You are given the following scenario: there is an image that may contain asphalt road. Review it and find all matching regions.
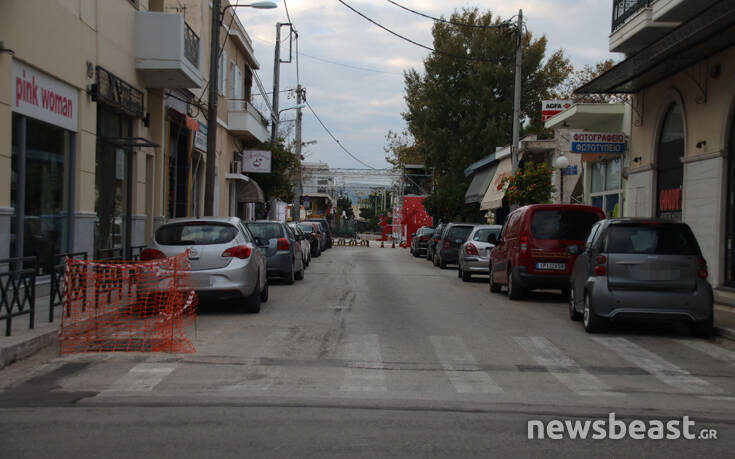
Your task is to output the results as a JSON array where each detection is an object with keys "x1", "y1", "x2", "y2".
[{"x1": 2, "y1": 247, "x2": 735, "y2": 458}]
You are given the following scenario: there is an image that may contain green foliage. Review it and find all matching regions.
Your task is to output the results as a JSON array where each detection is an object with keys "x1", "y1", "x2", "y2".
[
  {"x1": 498, "y1": 162, "x2": 555, "y2": 206},
  {"x1": 336, "y1": 196, "x2": 354, "y2": 219},
  {"x1": 402, "y1": 8, "x2": 570, "y2": 220},
  {"x1": 257, "y1": 141, "x2": 300, "y2": 202}
]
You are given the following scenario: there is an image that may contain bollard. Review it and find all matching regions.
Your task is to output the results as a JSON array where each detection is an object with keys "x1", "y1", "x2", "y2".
[
  {"x1": 380, "y1": 241, "x2": 384, "y2": 248},
  {"x1": 391, "y1": 240, "x2": 396, "y2": 248}
]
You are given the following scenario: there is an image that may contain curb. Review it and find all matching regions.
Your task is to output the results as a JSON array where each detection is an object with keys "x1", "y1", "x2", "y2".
[
  {"x1": 713, "y1": 326, "x2": 735, "y2": 341},
  {"x1": 0, "y1": 328, "x2": 58, "y2": 370}
]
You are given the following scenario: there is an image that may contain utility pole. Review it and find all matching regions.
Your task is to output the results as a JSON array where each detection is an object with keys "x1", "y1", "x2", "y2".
[
  {"x1": 292, "y1": 84, "x2": 303, "y2": 221},
  {"x1": 511, "y1": 9, "x2": 522, "y2": 175},
  {"x1": 204, "y1": 0, "x2": 221, "y2": 216},
  {"x1": 270, "y1": 22, "x2": 282, "y2": 147}
]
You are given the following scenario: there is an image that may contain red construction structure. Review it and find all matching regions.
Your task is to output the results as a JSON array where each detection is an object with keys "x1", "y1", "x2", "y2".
[{"x1": 401, "y1": 196, "x2": 433, "y2": 247}]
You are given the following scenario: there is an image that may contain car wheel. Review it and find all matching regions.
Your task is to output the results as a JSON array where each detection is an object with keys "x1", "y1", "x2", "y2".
[
  {"x1": 583, "y1": 291, "x2": 606, "y2": 333},
  {"x1": 691, "y1": 316, "x2": 713, "y2": 338},
  {"x1": 259, "y1": 277, "x2": 269, "y2": 303},
  {"x1": 433, "y1": 253, "x2": 439, "y2": 267},
  {"x1": 568, "y1": 285, "x2": 582, "y2": 321},
  {"x1": 507, "y1": 267, "x2": 525, "y2": 300},
  {"x1": 489, "y1": 263, "x2": 502, "y2": 293},
  {"x1": 245, "y1": 281, "x2": 262, "y2": 313},
  {"x1": 285, "y1": 266, "x2": 295, "y2": 285},
  {"x1": 439, "y1": 256, "x2": 447, "y2": 269},
  {"x1": 412, "y1": 248, "x2": 419, "y2": 258},
  {"x1": 461, "y1": 267, "x2": 471, "y2": 282},
  {"x1": 295, "y1": 260, "x2": 305, "y2": 280}
]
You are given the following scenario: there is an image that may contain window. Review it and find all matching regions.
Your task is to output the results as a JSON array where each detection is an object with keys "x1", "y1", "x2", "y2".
[
  {"x1": 603, "y1": 224, "x2": 700, "y2": 255},
  {"x1": 656, "y1": 103, "x2": 685, "y2": 220},
  {"x1": 530, "y1": 210, "x2": 601, "y2": 241},
  {"x1": 155, "y1": 223, "x2": 238, "y2": 245},
  {"x1": 589, "y1": 157, "x2": 622, "y2": 218},
  {"x1": 218, "y1": 50, "x2": 227, "y2": 96},
  {"x1": 474, "y1": 228, "x2": 500, "y2": 242},
  {"x1": 246, "y1": 222, "x2": 285, "y2": 239}
]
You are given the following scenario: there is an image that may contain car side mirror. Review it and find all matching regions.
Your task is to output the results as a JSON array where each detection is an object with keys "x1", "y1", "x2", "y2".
[
  {"x1": 411, "y1": 233, "x2": 416, "y2": 238},
  {"x1": 566, "y1": 244, "x2": 580, "y2": 255},
  {"x1": 487, "y1": 234, "x2": 497, "y2": 244}
]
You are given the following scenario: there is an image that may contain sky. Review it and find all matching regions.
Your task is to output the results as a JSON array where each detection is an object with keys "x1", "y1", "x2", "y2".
[{"x1": 238, "y1": 0, "x2": 618, "y2": 170}]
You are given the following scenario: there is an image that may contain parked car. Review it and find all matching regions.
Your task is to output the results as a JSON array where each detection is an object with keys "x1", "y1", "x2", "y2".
[
  {"x1": 299, "y1": 221, "x2": 326, "y2": 253},
  {"x1": 426, "y1": 223, "x2": 446, "y2": 262},
  {"x1": 568, "y1": 218, "x2": 713, "y2": 335},
  {"x1": 433, "y1": 223, "x2": 476, "y2": 268},
  {"x1": 305, "y1": 218, "x2": 332, "y2": 249},
  {"x1": 141, "y1": 217, "x2": 268, "y2": 313},
  {"x1": 245, "y1": 221, "x2": 305, "y2": 284},
  {"x1": 288, "y1": 222, "x2": 311, "y2": 268},
  {"x1": 458, "y1": 225, "x2": 502, "y2": 282},
  {"x1": 297, "y1": 222, "x2": 322, "y2": 257},
  {"x1": 410, "y1": 226, "x2": 435, "y2": 257},
  {"x1": 489, "y1": 204, "x2": 605, "y2": 300}
]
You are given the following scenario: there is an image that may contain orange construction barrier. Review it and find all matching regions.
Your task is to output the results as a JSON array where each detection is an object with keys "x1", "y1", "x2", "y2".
[{"x1": 59, "y1": 252, "x2": 198, "y2": 354}]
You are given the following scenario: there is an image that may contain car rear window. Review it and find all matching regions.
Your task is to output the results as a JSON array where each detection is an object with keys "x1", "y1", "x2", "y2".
[
  {"x1": 448, "y1": 226, "x2": 474, "y2": 241},
  {"x1": 155, "y1": 223, "x2": 238, "y2": 245},
  {"x1": 245, "y1": 223, "x2": 285, "y2": 239},
  {"x1": 530, "y1": 210, "x2": 601, "y2": 241},
  {"x1": 297, "y1": 223, "x2": 315, "y2": 233},
  {"x1": 473, "y1": 228, "x2": 500, "y2": 242},
  {"x1": 604, "y1": 224, "x2": 700, "y2": 255}
]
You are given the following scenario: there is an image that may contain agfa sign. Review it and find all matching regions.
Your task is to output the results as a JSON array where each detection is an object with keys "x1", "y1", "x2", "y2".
[{"x1": 542, "y1": 100, "x2": 572, "y2": 121}]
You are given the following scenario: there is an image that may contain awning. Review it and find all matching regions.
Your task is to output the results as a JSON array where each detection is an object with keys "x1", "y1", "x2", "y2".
[
  {"x1": 576, "y1": 1, "x2": 735, "y2": 94},
  {"x1": 237, "y1": 180, "x2": 265, "y2": 203},
  {"x1": 480, "y1": 156, "x2": 513, "y2": 210},
  {"x1": 465, "y1": 163, "x2": 497, "y2": 204}
]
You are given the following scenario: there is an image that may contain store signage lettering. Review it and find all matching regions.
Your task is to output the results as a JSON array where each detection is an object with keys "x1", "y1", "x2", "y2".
[
  {"x1": 195, "y1": 121, "x2": 208, "y2": 151},
  {"x1": 570, "y1": 131, "x2": 626, "y2": 154},
  {"x1": 659, "y1": 187, "x2": 682, "y2": 212},
  {"x1": 12, "y1": 60, "x2": 78, "y2": 131}
]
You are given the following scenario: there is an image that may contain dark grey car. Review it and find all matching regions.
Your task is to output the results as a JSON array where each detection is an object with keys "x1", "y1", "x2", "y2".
[
  {"x1": 434, "y1": 223, "x2": 476, "y2": 269},
  {"x1": 568, "y1": 218, "x2": 713, "y2": 335},
  {"x1": 245, "y1": 221, "x2": 305, "y2": 284}
]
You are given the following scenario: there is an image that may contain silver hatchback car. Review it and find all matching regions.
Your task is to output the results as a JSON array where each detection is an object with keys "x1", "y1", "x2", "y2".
[
  {"x1": 458, "y1": 225, "x2": 502, "y2": 282},
  {"x1": 141, "y1": 217, "x2": 268, "y2": 313},
  {"x1": 568, "y1": 218, "x2": 713, "y2": 335}
]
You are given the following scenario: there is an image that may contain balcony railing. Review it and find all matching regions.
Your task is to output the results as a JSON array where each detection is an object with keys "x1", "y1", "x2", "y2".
[
  {"x1": 228, "y1": 99, "x2": 268, "y2": 127},
  {"x1": 612, "y1": 0, "x2": 651, "y2": 32},
  {"x1": 184, "y1": 22, "x2": 200, "y2": 69}
]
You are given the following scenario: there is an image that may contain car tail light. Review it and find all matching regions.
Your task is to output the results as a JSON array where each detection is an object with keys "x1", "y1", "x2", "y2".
[
  {"x1": 697, "y1": 257, "x2": 708, "y2": 279},
  {"x1": 520, "y1": 236, "x2": 528, "y2": 254},
  {"x1": 593, "y1": 255, "x2": 607, "y2": 276},
  {"x1": 465, "y1": 243, "x2": 479, "y2": 256},
  {"x1": 277, "y1": 238, "x2": 290, "y2": 251},
  {"x1": 140, "y1": 248, "x2": 166, "y2": 261},
  {"x1": 444, "y1": 240, "x2": 451, "y2": 249},
  {"x1": 222, "y1": 245, "x2": 251, "y2": 259}
]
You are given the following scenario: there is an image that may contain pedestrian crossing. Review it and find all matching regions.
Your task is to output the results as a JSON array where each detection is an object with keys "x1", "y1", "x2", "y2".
[{"x1": 68, "y1": 334, "x2": 735, "y2": 402}]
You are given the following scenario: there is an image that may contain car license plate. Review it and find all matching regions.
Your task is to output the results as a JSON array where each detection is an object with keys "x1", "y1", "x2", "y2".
[
  {"x1": 188, "y1": 278, "x2": 211, "y2": 288},
  {"x1": 536, "y1": 262, "x2": 565, "y2": 271}
]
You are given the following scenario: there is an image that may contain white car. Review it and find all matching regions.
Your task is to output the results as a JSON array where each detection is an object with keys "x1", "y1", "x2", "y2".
[{"x1": 288, "y1": 222, "x2": 311, "y2": 269}]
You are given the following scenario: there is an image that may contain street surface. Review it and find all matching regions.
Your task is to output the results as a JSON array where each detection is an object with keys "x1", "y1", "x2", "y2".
[{"x1": 2, "y1": 247, "x2": 735, "y2": 457}]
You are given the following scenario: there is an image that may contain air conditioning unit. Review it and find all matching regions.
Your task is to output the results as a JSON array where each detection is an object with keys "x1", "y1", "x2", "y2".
[{"x1": 230, "y1": 160, "x2": 241, "y2": 174}]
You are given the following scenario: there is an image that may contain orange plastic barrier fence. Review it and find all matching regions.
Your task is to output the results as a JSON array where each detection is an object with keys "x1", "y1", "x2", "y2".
[{"x1": 59, "y1": 252, "x2": 198, "y2": 354}]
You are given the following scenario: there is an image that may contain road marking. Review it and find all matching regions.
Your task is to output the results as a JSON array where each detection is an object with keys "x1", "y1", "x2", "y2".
[
  {"x1": 104, "y1": 362, "x2": 179, "y2": 392},
  {"x1": 514, "y1": 336, "x2": 623, "y2": 397},
  {"x1": 592, "y1": 337, "x2": 724, "y2": 395},
  {"x1": 430, "y1": 336, "x2": 503, "y2": 394},
  {"x1": 675, "y1": 339, "x2": 735, "y2": 368},
  {"x1": 340, "y1": 334, "x2": 387, "y2": 392},
  {"x1": 220, "y1": 367, "x2": 282, "y2": 392}
]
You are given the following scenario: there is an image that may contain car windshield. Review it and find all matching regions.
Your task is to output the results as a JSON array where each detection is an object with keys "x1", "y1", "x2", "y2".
[
  {"x1": 448, "y1": 226, "x2": 473, "y2": 241},
  {"x1": 604, "y1": 224, "x2": 700, "y2": 255},
  {"x1": 420, "y1": 228, "x2": 435, "y2": 236},
  {"x1": 530, "y1": 210, "x2": 600, "y2": 241},
  {"x1": 155, "y1": 223, "x2": 238, "y2": 245},
  {"x1": 297, "y1": 223, "x2": 315, "y2": 233},
  {"x1": 246, "y1": 223, "x2": 284, "y2": 240},
  {"x1": 474, "y1": 228, "x2": 500, "y2": 242}
]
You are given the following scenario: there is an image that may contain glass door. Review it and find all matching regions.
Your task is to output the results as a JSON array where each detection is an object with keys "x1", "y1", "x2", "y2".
[{"x1": 725, "y1": 118, "x2": 735, "y2": 287}]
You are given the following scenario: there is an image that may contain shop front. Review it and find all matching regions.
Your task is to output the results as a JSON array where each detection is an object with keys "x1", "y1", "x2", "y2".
[{"x1": 9, "y1": 60, "x2": 77, "y2": 274}]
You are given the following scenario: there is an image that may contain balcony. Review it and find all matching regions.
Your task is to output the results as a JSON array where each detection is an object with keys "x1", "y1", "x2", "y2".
[
  {"x1": 135, "y1": 12, "x2": 203, "y2": 88},
  {"x1": 609, "y1": 0, "x2": 678, "y2": 54},
  {"x1": 227, "y1": 100, "x2": 269, "y2": 143}
]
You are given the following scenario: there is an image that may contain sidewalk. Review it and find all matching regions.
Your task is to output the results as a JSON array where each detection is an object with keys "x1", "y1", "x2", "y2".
[{"x1": 0, "y1": 293, "x2": 61, "y2": 369}]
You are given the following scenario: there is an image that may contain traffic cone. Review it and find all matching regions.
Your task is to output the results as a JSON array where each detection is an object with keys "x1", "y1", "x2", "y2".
[{"x1": 391, "y1": 240, "x2": 396, "y2": 248}]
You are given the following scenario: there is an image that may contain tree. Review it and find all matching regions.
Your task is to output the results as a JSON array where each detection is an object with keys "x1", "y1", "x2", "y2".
[
  {"x1": 384, "y1": 130, "x2": 424, "y2": 170},
  {"x1": 550, "y1": 59, "x2": 629, "y2": 104},
  {"x1": 257, "y1": 141, "x2": 300, "y2": 202},
  {"x1": 402, "y1": 8, "x2": 570, "y2": 222},
  {"x1": 498, "y1": 162, "x2": 555, "y2": 206},
  {"x1": 336, "y1": 196, "x2": 354, "y2": 219}
]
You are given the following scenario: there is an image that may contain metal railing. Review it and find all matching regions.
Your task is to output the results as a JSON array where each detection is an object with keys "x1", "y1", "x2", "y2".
[
  {"x1": 0, "y1": 257, "x2": 37, "y2": 336},
  {"x1": 184, "y1": 21, "x2": 200, "y2": 69},
  {"x1": 49, "y1": 252, "x2": 87, "y2": 323},
  {"x1": 612, "y1": 0, "x2": 651, "y2": 32},
  {"x1": 227, "y1": 99, "x2": 269, "y2": 128}
]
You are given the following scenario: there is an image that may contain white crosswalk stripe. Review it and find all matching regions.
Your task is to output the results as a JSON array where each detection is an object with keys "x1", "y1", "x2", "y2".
[
  {"x1": 592, "y1": 337, "x2": 724, "y2": 395},
  {"x1": 339, "y1": 334, "x2": 387, "y2": 392},
  {"x1": 220, "y1": 367, "x2": 282, "y2": 392},
  {"x1": 514, "y1": 336, "x2": 623, "y2": 397},
  {"x1": 430, "y1": 336, "x2": 503, "y2": 394},
  {"x1": 103, "y1": 362, "x2": 179, "y2": 392},
  {"x1": 675, "y1": 339, "x2": 735, "y2": 368}
]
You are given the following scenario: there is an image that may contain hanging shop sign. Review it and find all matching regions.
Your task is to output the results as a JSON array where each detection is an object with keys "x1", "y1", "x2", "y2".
[
  {"x1": 242, "y1": 149, "x2": 271, "y2": 173},
  {"x1": 561, "y1": 165, "x2": 578, "y2": 175},
  {"x1": 94, "y1": 66, "x2": 144, "y2": 118},
  {"x1": 195, "y1": 121, "x2": 207, "y2": 151},
  {"x1": 12, "y1": 60, "x2": 78, "y2": 131},
  {"x1": 541, "y1": 100, "x2": 572, "y2": 121},
  {"x1": 570, "y1": 132, "x2": 626, "y2": 154}
]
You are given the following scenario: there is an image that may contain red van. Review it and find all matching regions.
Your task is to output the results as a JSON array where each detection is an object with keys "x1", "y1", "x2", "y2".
[{"x1": 489, "y1": 204, "x2": 605, "y2": 300}]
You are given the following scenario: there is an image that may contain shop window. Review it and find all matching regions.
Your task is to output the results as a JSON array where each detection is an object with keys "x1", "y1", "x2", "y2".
[
  {"x1": 589, "y1": 157, "x2": 622, "y2": 218},
  {"x1": 656, "y1": 103, "x2": 685, "y2": 221}
]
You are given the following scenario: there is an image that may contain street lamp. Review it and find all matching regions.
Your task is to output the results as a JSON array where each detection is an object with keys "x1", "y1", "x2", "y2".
[
  {"x1": 204, "y1": 0, "x2": 278, "y2": 216},
  {"x1": 555, "y1": 155, "x2": 570, "y2": 203}
]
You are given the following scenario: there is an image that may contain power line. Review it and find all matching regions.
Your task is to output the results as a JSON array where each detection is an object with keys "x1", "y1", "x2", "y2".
[
  {"x1": 304, "y1": 100, "x2": 377, "y2": 169},
  {"x1": 385, "y1": 0, "x2": 511, "y2": 29},
  {"x1": 299, "y1": 52, "x2": 403, "y2": 75}
]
